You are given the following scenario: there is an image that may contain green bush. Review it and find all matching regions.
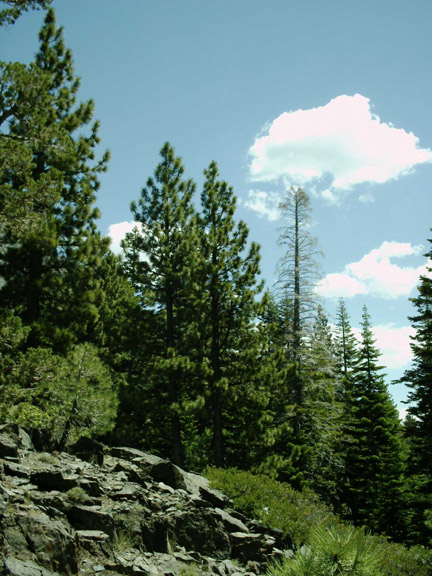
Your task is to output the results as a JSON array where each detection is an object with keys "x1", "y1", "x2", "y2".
[
  {"x1": 267, "y1": 523, "x2": 384, "y2": 576},
  {"x1": 377, "y1": 541, "x2": 432, "y2": 576},
  {"x1": 204, "y1": 467, "x2": 336, "y2": 545},
  {"x1": 205, "y1": 467, "x2": 432, "y2": 576},
  {"x1": 0, "y1": 343, "x2": 117, "y2": 448}
]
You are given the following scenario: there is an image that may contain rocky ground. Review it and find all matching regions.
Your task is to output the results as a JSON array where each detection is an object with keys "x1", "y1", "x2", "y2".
[{"x1": 0, "y1": 424, "x2": 288, "y2": 576}]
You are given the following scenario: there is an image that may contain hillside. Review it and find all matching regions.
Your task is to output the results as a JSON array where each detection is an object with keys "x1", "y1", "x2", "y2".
[{"x1": 0, "y1": 423, "x2": 286, "y2": 576}]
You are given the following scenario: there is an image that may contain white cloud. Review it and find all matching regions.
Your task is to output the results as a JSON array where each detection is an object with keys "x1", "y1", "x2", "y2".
[
  {"x1": 358, "y1": 192, "x2": 375, "y2": 204},
  {"x1": 317, "y1": 241, "x2": 426, "y2": 299},
  {"x1": 318, "y1": 273, "x2": 368, "y2": 298},
  {"x1": 107, "y1": 221, "x2": 139, "y2": 254},
  {"x1": 351, "y1": 324, "x2": 415, "y2": 371},
  {"x1": 372, "y1": 324, "x2": 415, "y2": 370},
  {"x1": 244, "y1": 190, "x2": 281, "y2": 221},
  {"x1": 249, "y1": 94, "x2": 432, "y2": 200}
]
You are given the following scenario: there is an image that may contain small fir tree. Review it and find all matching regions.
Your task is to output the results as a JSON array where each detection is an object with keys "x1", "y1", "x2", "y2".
[{"x1": 343, "y1": 306, "x2": 408, "y2": 541}]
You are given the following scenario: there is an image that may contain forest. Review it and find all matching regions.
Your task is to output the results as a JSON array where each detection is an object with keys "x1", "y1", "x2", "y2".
[{"x1": 1, "y1": 3, "x2": 432, "y2": 574}]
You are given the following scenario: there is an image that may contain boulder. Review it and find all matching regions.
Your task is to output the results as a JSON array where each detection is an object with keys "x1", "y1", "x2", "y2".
[{"x1": 148, "y1": 460, "x2": 187, "y2": 490}]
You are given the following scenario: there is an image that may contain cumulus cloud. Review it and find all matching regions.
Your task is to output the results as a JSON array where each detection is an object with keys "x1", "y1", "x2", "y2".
[
  {"x1": 107, "y1": 221, "x2": 139, "y2": 254},
  {"x1": 373, "y1": 324, "x2": 415, "y2": 370},
  {"x1": 249, "y1": 94, "x2": 432, "y2": 200},
  {"x1": 244, "y1": 190, "x2": 281, "y2": 221},
  {"x1": 351, "y1": 324, "x2": 415, "y2": 371},
  {"x1": 317, "y1": 241, "x2": 426, "y2": 299}
]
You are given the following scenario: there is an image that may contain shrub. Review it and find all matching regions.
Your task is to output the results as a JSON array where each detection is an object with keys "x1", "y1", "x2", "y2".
[
  {"x1": 204, "y1": 467, "x2": 336, "y2": 545},
  {"x1": 267, "y1": 523, "x2": 384, "y2": 576}
]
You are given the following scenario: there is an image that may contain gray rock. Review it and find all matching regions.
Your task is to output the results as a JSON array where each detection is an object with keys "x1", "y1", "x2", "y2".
[
  {"x1": 0, "y1": 424, "x2": 285, "y2": 576},
  {"x1": 3, "y1": 462, "x2": 30, "y2": 480},
  {"x1": 69, "y1": 436, "x2": 104, "y2": 466},
  {"x1": 4, "y1": 556, "x2": 59, "y2": 576},
  {"x1": 30, "y1": 471, "x2": 78, "y2": 492},
  {"x1": 0, "y1": 433, "x2": 18, "y2": 459},
  {"x1": 199, "y1": 486, "x2": 231, "y2": 509},
  {"x1": 68, "y1": 504, "x2": 115, "y2": 536},
  {"x1": 214, "y1": 508, "x2": 249, "y2": 533},
  {"x1": 149, "y1": 460, "x2": 187, "y2": 490},
  {"x1": 230, "y1": 532, "x2": 268, "y2": 564}
]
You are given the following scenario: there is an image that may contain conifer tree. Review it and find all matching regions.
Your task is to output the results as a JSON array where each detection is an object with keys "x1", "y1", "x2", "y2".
[
  {"x1": 273, "y1": 187, "x2": 323, "y2": 488},
  {"x1": 276, "y1": 187, "x2": 322, "y2": 423},
  {"x1": 198, "y1": 161, "x2": 263, "y2": 467},
  {"x1": 399, "y1": 236, "x2": 432, "y2": 544},
  {"x1": 332, "y1": 298, "x2": 360, "y2": 512},
  {"x1": 302, "y1": 305, "x2": 343, "y2": 502},
  {"x1": 123, "y1": 142, "x2": 200, "y2": 466},
  {"x1": 401, "y1": 237, "x2": 432, "y2": 480},
  {"x1": 0, "y1": 9, "x2": 109, "y2": 350},
  {"x1": 334, "y1": 298, "x2": 359, "y2": 389},
  {"x1": 343, "y1": 306, "x2": 407, "y2": 540},
  {"x1": 0, "y1": 0, "x2": 51, "y2": 26}
]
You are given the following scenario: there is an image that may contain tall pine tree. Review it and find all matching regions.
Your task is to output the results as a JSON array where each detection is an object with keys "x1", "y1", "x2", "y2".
[
  {"x1": 198, "y1": 161, "x2": 273, "y2": 469},
  {"x1": 400, "y1": 235, "x2": 432, "y2": 544},
  {"x1": 401, "y1": 236, "x2": 432, "y2": 480},
  {"x1": 273, "y1": 186, "x2": 323, "y2": 488},
  {"x1": 0, "y1": 8, "x2": 109, "y2": 350},
  {"x1": 123, "y1": 142, "x2": 200, "y2": 466}
]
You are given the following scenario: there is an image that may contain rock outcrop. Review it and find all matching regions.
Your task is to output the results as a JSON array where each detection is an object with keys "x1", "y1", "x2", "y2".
[{"x1": 0, "y1": 424, "x2": 287, "y2": 576}]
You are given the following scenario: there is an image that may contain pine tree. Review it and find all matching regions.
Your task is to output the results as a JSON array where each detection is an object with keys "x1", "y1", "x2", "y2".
[
  {"x1": 332, "y1": 298, "x2": 360, "y2": 513},
  {"x1": 334, "y1": 298, "x2": 359, "y2": 389},
  {"x1": 198, "y1": 161, "x2": 263, "y2": 467},
  {"x1": 302, "y1": 305, "x2": 343, "y2": 502},
  {"x1": 123, "y1": 142, "x2": 200, "y2": 466},
  {"x1": 276, "y1": 186, "x2": 322, "y2": 422},
  {"x1": 399, "y1": 235, "x2": 432, "y2": 544},
  {"x1": 0, "y1": 0, "x2": 52, "y2": 26},
  {"x1": 401, "y1": 237, "x2": 432, "y2": 478},
  {"x1": 343, "y1": 306, "x2": 407, "y2": 540},
  {"x1": 0, "y1": 9, "x2": 109, "y2": 350},
  {"x1": 273, "y1": 186, "x2": 323, "y2": 488}
]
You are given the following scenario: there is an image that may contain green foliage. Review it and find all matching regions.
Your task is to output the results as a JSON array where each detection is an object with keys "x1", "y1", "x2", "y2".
[
  {"x1": 197, "y1": 160, "x2": 265, "y2": 467},
  {"x1": 206, "y1": 468, "x2": 428, "y2": 576},
  {"x1": 66, "y1": 486, "x2": 90, "y2": 504},
  {"x1": 377, "y1": 541, "x2": 432, "y2": 576},
  {"x1": 0, "y1": 342, "x2": 117, "y2": 448},
  {"x1": 341, "y1": 306, "x2": 408, "y2": 541},
  {"x1": 400, "y1": 236, "x2": 432, "y2": 532},
  {"x1": 0, "y1": 9, "x2": 110, "y2": 351},
  {"x1": 205, "y1": 467, "x2": 336, "y2": 546},
  {"x1": 0, "y1": 0, "x2": 52, "y2": 26},
  {"x1": 267, "y1": 524, "x2": 385, "y2": 576},
  {"x1": 123, "y1": 142, "x2": 201, "y2": 465}
]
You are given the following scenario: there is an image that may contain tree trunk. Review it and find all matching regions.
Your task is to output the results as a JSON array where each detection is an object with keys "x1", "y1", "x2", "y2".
[{"x1": 166, "y1": 292, "x2": 183, "y2": 466}]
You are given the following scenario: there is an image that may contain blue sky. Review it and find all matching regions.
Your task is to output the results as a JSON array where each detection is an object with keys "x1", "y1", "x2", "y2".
[{"x1": 2, "y1": 0, "x2": 432, "y2": 411}]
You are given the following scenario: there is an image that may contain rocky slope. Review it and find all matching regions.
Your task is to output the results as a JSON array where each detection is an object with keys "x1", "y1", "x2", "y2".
[{"x1": 0, "y1": 424, "x2": 287, "y2": 576}]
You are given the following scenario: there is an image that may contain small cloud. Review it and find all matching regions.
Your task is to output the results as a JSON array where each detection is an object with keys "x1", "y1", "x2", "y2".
[
  {"x1": 249, "y1": 94, "x2": 432, "y2": 201},
  {"x1": 107, "y1": 221, "x2": 139, "y2": 254},
  {"x1": 317, "y1": 241, "x2": 425, "y2": 299},
  {"x1": 244, "y1": 190, "x2": 281, "y2": 221},
  {"x1": 358, "y1": 192, "x2": 375, "y2": 203}
]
